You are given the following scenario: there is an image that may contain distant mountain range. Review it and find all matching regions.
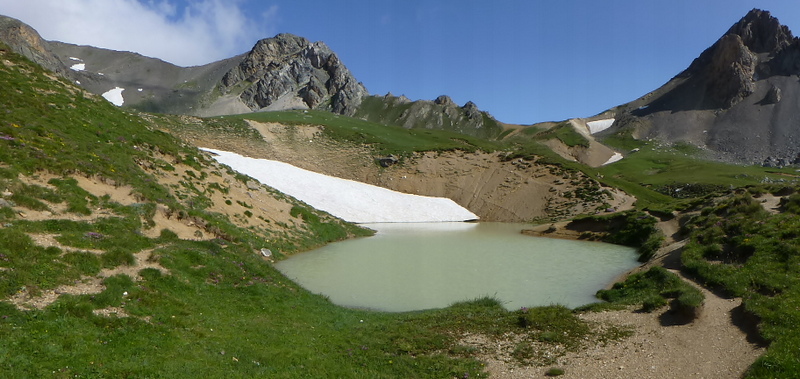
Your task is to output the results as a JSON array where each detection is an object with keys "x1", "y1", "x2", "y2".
[
  {"x1": 0, "y1": 15, "x2": 498, "y2": 138},
  {"x1": 4, "y1": 9, "x2": 800, "y2": 165}
]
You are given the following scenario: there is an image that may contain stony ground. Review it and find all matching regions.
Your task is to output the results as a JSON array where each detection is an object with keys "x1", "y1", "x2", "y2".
[{"x1": 471, "y1": 274, "x2": 764, "y2": 378}]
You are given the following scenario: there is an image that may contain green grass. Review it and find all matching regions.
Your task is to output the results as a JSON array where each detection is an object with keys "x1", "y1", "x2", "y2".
[
  {"x1": 534, "y1": 121, "x2": 589, "y2": 148},
  {"x1": 222, "y1": 109, "x2": 502, "y2": 156},
  {"x1": 677, "y1": 191, "x2": 800, "y2": 377},
  {"x1": 0, "y1": 43, "x2": 634, "y2": 377},
  {"x1": 596, "y1": 138, "x2": 792, "y2": 211},
  {"x1": 591, "y1": 267, "x2": 704, "y2": 313},
  {"x1": 355, "y1": 95, "x2": 504, "y2": 140},
  {"x1": 570, "y1": 210, "x2": 664, "y2": 262}
]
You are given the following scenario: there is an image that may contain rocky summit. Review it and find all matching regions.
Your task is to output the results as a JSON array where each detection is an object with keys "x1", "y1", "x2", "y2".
[
  {"x1": 0, "y1": 17, "x2": 367, "y2": 118},
  {"x1": 219, "y1": 34, "x2": 367, "y2": 116},
  {"x1": 609, "y1": 9, "x2": 800, "y2": 166}
]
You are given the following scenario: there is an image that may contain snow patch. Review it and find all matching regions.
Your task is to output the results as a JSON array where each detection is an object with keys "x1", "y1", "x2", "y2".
[
  {"x1": 586, "y1": 118, "x2": 615, "y2": 134},
  {"x1": 202, "y1": 148, "x2": 479, "y2": 223},
  {"x1": 69, "y1": 57, "x2": 82, "y2": 61},
  {"x1": 101, "y1": 87, "x2": 125, "y2": 106},
  {"x1": 70, "y1": 63, "x2": 85, "y2": 71},
  {"x1": 137, "y1": 88, "x2": 143, "y2": 92},
  {"x1": 601, "y1": 152, "x2": 623, "y2": 166}
]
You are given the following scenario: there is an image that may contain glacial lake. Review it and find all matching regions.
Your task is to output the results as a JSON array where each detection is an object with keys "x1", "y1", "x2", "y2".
[{"x1": 275, "y1": 222, "x2": 639, "y2": 312}]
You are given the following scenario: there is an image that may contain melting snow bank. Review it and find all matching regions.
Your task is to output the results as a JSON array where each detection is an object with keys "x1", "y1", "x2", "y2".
[
  {"x1": 202, "y1": 148, "x2": 479, "y2": 223},
  {"x1": 586, "y1": 118, "x2": 615, "y2": 134},
  {"x1": 102, "y1": 87, "x2": 125, "y2": 106},
  {"x1": 602, "y1": 152, "x2": 624, "y2": 165}
]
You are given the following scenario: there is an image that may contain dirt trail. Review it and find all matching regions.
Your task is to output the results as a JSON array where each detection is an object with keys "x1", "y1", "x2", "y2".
[
  {"x1": 757, "y1": 193, "x2": 782, "y2": 214},
  {"x1": 478, "y1": 264, "x2": 764, "y2": 379},
  {"x1": 553, "y1": 274, "x2": 764, "y2": 379},
  {"x1": 483, "y1": 215, "x2": 765, "y2": 378}
]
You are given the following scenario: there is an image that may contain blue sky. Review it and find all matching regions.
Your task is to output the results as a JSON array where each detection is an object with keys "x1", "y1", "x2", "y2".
[{"x1": 1, "y1": 1, "x2": 799, "y2": 124}]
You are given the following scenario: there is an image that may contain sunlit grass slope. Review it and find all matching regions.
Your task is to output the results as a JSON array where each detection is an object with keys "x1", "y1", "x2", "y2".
[{"x1": 0, "y1": 44, "x2": 629, "y2": 377}]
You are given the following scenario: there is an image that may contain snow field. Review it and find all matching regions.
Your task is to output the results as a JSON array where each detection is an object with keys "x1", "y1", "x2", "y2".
[
  {"x1": 101, "y1": 87, "x2": 125, "y2": 106},
  {"x1": 586, "y1": 118, "x2": 615, "y2": 134},
  {"x1": 202, "y1": 148, "x2": 479, "y2": 223}
]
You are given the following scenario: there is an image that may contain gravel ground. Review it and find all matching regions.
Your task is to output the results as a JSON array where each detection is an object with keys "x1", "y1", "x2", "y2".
[{"x1": 475, "y1": 272, "x2": 765, "y2": 378}]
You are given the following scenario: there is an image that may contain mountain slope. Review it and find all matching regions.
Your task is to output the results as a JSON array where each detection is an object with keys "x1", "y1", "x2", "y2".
[
  {"x1": 48, "y1": 41, "x2": 244, "y2": 115},
  {"x1": 607, "y1": 9, "x2": 800, "y2": 165},
  {"x1": 355, "y1": 94, "x2": 503, "y2": 139},
  {"x1": 0, "y1": 15, "x2": 367, "y2": 118}
]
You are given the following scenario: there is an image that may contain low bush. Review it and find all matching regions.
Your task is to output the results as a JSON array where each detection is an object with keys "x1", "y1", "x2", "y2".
[{"x1": 597, "y1": 267, "x2": 704, "y2": 315}]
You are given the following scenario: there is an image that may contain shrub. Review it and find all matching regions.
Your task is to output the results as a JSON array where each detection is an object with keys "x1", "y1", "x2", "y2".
[{"x1": 597, "y1": 267, "x2": 704, "y2": 315}]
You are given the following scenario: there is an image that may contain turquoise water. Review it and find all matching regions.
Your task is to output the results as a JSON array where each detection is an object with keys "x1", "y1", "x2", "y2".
[{"x1": 275, "y1": 222, "x2": 639, "y2": 312}]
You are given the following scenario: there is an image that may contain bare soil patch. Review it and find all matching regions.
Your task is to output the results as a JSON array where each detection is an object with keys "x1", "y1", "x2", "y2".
[
  {"x1": 177, "y1": 120, "x2": 635, "y2": 222},
  {"x1": 466, "y1": 273, "x2": 764, "y2": 379}
]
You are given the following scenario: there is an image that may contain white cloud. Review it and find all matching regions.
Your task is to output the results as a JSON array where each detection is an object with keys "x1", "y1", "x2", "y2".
[{"x1": 0, "y1": 0, "x2": 278, "y2": 66}]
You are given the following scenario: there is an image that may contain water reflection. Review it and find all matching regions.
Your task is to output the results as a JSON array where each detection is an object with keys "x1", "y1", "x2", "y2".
[{"x1": 275, "y1": 223, "x2": 638, "y2": 312}]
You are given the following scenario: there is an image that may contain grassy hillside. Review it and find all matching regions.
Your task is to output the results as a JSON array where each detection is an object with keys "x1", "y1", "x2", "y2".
[
  {"x1": 5, "y1": 36, "x2": 800, "y2": 376},
  {"x1": 0, "y1": 45, "x2": 636, "y2": 377},
  {"x1": 354, "y1": 95, "x2": 504, "y2": 140},
  {"x1": 222, "y1": 109, "x2": 502, "y2": 156}
]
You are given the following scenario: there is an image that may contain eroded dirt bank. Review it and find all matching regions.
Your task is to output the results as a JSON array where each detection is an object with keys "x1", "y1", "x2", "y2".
[{"x1": 175, "y1": 120, "x2": 634, "y2": 222}]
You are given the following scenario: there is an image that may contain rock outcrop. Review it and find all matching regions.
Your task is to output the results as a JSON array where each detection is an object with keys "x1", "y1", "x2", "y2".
[
  {"x1": 220, "y1": 34, "x2": 367, "y2": 116},
  {"x1": 0, "y1": 15, "x2": 66, "y2": 75}
]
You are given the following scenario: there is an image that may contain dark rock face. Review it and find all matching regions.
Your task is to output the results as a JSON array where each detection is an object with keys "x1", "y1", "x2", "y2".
[
  {"x1": 220, "y1": 34, "x2": 367, "y2": 116},
  {"x1": 726, "y1": 9, "x2": 793, "y2": 54},
  {"x1": 705, "y1": 34, "x2": 757, "y2": 108}
]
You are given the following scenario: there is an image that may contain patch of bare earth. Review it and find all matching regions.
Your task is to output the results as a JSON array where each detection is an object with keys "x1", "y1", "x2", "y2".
[
  {"x1": 755, "y1": 193, "x2": 782, "y2": 214},
  {"x1": 9, "y1": 244, "x2": 169, "y2": 313},
  {"x1": 485, "y1": 215, "x2": 765, "y2": 378},
  {"x1": 460, "y1": 273, "x2": 764, "y2": 379},
  {"x1": 136, "y1": 150, "x2": 307, "y2": 242},
  {"x1": 4, "y1": 149, "x2": 314, "y2": 314},
  {"x1": 177, "y1": 120, "x2": 635, "y2": 222}
]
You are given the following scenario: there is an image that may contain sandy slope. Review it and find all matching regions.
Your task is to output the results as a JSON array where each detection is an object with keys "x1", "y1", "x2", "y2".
[{"x1": 170, "y1": 119, "x2": 635, "y2": 222}]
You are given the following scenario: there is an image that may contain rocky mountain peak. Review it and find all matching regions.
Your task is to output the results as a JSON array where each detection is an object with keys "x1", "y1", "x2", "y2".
[
  {"x1": 220, "y1": 33, "x2": 367, "y2": 116},
  {"x1": 725, "y1": 9, "x2": 793, "y2": 54},
  {"x1": 616, "y1": 8, "x2": 800, "y2": 165},
  {"x1": 707, "y1": 33, "x2": 758, "y2": 108},
  {"x1": 433, "y1": 95, "x2": 455, "y2": 106},
  {"x1": 676, "y1": 9, "x2": 798, "y2": 109}
]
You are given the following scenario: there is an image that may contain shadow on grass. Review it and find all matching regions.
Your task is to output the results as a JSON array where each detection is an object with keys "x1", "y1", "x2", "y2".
[{"x1": 730, "y1": 303, "x2": 770, "y2": 347}]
